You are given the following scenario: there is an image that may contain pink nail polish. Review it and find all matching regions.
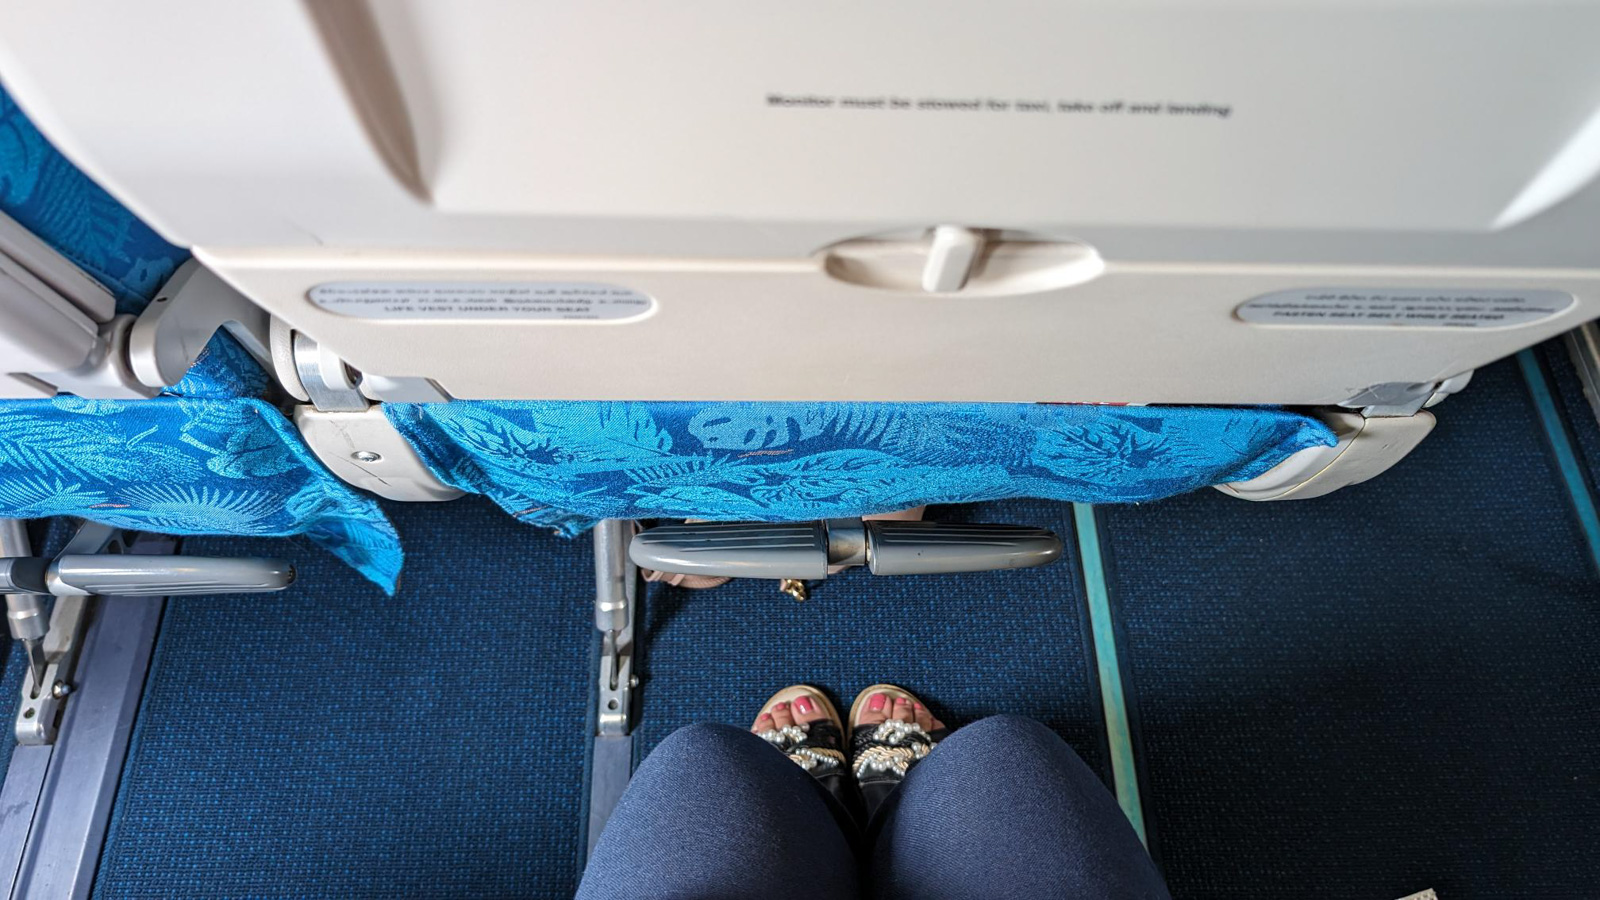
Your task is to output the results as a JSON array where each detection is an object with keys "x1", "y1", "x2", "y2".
[
  {"x1": 773, "y1": 701, "x2": 788, "y2": 709},
  {"x1": 868, "y1": 693, "x2": 887, "y2": 712},
  {"x1": 794, "y1": 696, "x2": 813, "y2": 714}
]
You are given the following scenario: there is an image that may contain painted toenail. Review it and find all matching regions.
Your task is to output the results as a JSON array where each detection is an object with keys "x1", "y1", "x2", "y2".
[
  {"x1": 773, "y1": 701, "x2": 788, "y2": 709},
  {"x1": 868, "y1": 693, "x2": 887, "y2": 712},
  {"x1": 794, "y1": 696, "x2": 813, "y2": 714}
]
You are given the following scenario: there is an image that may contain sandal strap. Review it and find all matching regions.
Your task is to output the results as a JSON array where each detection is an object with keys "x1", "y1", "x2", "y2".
[
  {"x1": 757, "y1": 724, "x2": 811, "y2": 747},
  {"x1": 758, "y1": 720, "x2": 847, "y2": 773},
  {"x1": 850, "y1": 720, "x2": 942, "y2": 780},
  {"x1": 786, "y1": 745, "x2": 848, "y2": 773}
]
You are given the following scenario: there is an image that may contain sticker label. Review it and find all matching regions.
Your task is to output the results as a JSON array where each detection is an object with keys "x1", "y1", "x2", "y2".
[
  {"x1": 308, "y1": 282, "x2": 655, "y2": 321},
  {"x1": 1237, "y1": 288, "x2": 1574, "y2": 329}
]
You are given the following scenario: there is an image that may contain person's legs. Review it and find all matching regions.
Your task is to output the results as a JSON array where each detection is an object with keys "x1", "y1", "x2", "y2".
[
  {"x1": 577, "y1": 723, "x2": 859, "y2": 900},
  {"x1": 869, "y1": 715, "x2": 1170, "y2": 900}
]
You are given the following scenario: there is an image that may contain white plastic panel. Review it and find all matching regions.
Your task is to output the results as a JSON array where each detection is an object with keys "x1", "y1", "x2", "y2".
[
  {"x1": 202, "y1": 247, "x2": 1600, "y2": 403},
  {"x1": 1216, "y1": 411, "x2": 1437, "y2": 501},
  {"x1": 293, "y1": 406, "x2": 463, "y2": 502},
  {"x1": 0, "y1": 373, "x2": 51, "y2": 399},
  {"x1": 0, "y1": 1, "x2": 1598, "y2": 263},
  {"x1": 379, "y1": 1, "x2": 1600, "y2": 232}
]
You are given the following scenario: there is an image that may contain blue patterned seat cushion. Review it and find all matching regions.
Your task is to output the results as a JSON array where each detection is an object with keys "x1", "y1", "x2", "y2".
[
  {"x1": 0, "y1": 89, "x2": 187, "y2": 313},
  {"x1": 0, "y1": 85, "x2": 403, "y2": 591},
  {"x1": 0, "y1": 336, "x2": 403, "y2": 592},
  {"x1": 388, "y1": 402, "x2": 1337, "y2": 533}
]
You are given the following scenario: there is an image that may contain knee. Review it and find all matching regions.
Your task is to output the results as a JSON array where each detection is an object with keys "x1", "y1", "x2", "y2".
[
  {"x1": 648, "y1": 722, "x2": 767, "y2": 768},
  {"x1": 953, "y1": 714, "x2": 1065, "y2": 749},
  {"x1": 927, "y1": 715, "x2": 1080, "y2": 773},
  {"x1": 624, "y1": 722, "x2": 803, "y2": 815}
]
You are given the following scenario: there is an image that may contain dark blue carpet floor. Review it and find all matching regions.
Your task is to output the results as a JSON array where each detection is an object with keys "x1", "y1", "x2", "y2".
[
  {"x1": 637, "y1": 498, "x2": 1109, "y2": 781},
  {"x1": 58, "y1": 345, "x2": 1600, "y2": 898},
  {"x1": 1100, "y1": 356, "x2": 1600, "y2": 900},
  {"x1": 92, "y1": 497, "x2": 595, "y2": 900},
  {"x1": 0, "y1": 648, "x2": 22, "y2": 779}
]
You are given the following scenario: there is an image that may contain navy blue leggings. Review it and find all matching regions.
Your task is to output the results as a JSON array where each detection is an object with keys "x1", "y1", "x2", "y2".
[{"x1": 578, "y1": 715, "x2": 1171, "y2": 899}]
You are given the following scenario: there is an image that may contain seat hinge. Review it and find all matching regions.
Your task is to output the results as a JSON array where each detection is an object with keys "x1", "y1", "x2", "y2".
[
  {"x1": 1339, "y1": 372, "x2": 1473, "y2": 418},
  {"x1": 279, "y1": 328, "x2": 464, "y2": 502}
]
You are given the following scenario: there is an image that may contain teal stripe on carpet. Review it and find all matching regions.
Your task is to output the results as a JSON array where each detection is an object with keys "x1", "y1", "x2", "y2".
[
  {"x1": 1098, "y1": 357, "x2": 1600, "y2": 900},
  {"x1": 1518, "y1": 348, "x2": 1600, "y2": 574},
  {"x1": 1073, "y1": 503, "x2": 1148, "y2": 845}
]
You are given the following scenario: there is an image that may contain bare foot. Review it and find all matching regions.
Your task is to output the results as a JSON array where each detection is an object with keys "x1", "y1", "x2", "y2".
[
  {"x1": 752, "y1": 691, "x2": 831, "y2": 734},
  {"x1": 854, "y1": 690, "x2": 946, "y2": 732},
  {"x1": 751, "y1": 689, "x2": 848, "y2": 782}
]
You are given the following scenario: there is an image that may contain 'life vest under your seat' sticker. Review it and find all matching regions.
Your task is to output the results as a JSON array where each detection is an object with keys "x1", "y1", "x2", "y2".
[{"x1": 1237, "y1": 288, "x2": 1574, "y2": 328}]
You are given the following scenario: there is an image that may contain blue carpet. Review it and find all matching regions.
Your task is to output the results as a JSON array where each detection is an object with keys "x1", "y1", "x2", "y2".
[
  {"x1": 0, "y1": 649, "x2": 22, "y2": 778},
  {"x1": 637, "y1": 498, "x2": 1110, "y2": 782},
  {"x1": 92, "y1": 497, "x2": 594, "y2": 900},
  {"x1": 70, "y1": 345, "x2": 1600, "y2": 897},
  {"x1": 1099, "y1": 357, "x2": 1600, "y2": 900}
]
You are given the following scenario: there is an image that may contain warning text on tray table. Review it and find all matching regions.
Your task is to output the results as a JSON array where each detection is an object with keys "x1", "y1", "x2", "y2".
[
  {"x1": 309, "y1": 282, "x2": 656, "y2": 321},
  {"x1": 1237, "y1": 288, "x2": 1574, "y2": 328}
]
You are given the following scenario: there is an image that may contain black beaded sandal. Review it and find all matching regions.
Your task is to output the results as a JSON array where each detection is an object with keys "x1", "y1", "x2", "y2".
[
  {"x1": 753, "y1": 685, "x2": 851, "y2": 808},
  {"x1": 848, "y1": 684, "x2": 950, "y2": 820}
]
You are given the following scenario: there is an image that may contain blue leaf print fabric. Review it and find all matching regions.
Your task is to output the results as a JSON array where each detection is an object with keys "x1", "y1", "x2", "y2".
[
  {"x1": 0, "y1": 317, "x2": 403, "y2": 590},
  {"x1": 0, "y1": 84, "x2": 401, "y2": 590},
  {"x1": 167, "y1": 329, "x2": 273, "y2": 400},
  {"x1": 0, "y1": 88, "x2": 189, "y2": 313},
  {"x1": 387, "y1": 401, "x2": 1337, "y2": 534},
  {"x1": 0, "y1": 392, "x2": 402, "y2": 592}
]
